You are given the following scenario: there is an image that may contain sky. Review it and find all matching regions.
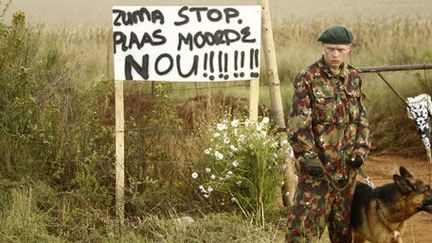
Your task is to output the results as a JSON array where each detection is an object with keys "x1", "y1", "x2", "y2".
[{"x1": 2, "y1": 0, "x2": 432, "y2": 29}]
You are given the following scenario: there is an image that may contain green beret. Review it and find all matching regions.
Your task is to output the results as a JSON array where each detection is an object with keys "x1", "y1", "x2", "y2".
[{"x1": 317, "y1": 26, "x2": 353, "y2": 44}]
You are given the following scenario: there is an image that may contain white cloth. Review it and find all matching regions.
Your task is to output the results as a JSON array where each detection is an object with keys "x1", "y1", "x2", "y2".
[{"x1": 407, "y1": 94, "x2": 432, "y2": 148}]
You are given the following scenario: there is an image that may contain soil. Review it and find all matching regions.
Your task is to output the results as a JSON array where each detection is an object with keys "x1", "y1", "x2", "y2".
[{"x1": 359, "y1": 155, "x2": 432, "y2": 242}]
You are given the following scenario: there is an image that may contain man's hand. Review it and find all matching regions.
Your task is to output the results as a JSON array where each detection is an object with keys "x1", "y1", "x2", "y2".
[{"x1": 348, "y1": 155, "x2": 364, "y2": 169}]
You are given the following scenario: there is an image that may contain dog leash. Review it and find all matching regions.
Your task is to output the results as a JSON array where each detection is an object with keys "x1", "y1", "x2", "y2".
[{"x1": 359, "y1": 168, "x2": 375, "y2": 189}]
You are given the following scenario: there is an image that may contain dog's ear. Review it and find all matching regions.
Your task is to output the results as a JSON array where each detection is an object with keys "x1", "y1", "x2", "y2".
[
  {"x1": 399, "y1": 166, "x2": 414, "y2": 179},
  {"x1": 394, "y1": 174, "x2": 414, "y2": 194}
]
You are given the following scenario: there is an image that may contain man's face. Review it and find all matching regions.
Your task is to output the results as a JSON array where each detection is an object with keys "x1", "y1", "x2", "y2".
[{"x1": 322, "y1": 44, "x2": 351, "y2": 69}]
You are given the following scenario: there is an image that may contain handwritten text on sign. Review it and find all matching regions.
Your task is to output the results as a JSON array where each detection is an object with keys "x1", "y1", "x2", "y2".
[{"x1": 113, "y1": 6, "x2": 261, "y2": 82}]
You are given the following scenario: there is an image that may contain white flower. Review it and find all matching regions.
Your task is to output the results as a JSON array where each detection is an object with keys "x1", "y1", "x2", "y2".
[
  {"x1": 280, "y1": 139, "x2": 288, "y2": 146},
  {"x1": 231, "y1": 119, "x2": 239, "y2": 128},
  {"x1": 191, "y1": 172, "x2": 198, "y2": 179},
  {"x1": 243, "y1": 119, "x2": 250, "y2": 127},
  {"x1": 205, "y1": 168, "x2": 211, "y2": 173},
  {"x1": 260, "y1": 130, "x2": 267, "y2": 137},
  {"x1": 236, "y1": 180, "x2": 242, "y2": 187},
  {"x1": 213, "y1": 132, "x2": 221, "y2": 138},
  {"x1": 256, "y1": 124, "x2": 263, "y2": 132},
  {"x1": 217, "y1": 123, "x2": 228, "y2": 131},
  {"x1": 270, "y1": 142, "x2": 278, "y2": 148},
  {"x1": 210, "y1": 174, "x2": 216, "y2": 180},
  {"x1": 204, "y1": 148, "x2": 211, "y2": 155},
  {"x1": 199, "y1": 185, "x2": 208, "y2": 194},
  {"x1": 207, "y1": 186, "x2": 213, "y2": 193},
  {"x1": 226, "y1": 171, "x2": 233, "y2": 177},
  {"x1": 233, "y1": 128, "x2": 238, "y2": 137},
  {"x1": 203, "y1": 194, "x2": 210, "y2": 198},
  {"x1": 232, "y1": 160, "x2": 239, "y2": 168},
  {"x1": 231, "y1": 197, "x2": 237, "y2": 203},
  {"x1": 215, "y1": 151, "x2": 224, "y2": 160},
  {"x1": 261, "y1": 117, "x2": 270, "y2": 124},
  {"x1": 238, "y1": 134, "x2": 246, "y2": 144},
  {"x1": 286, "y1": 145, "x2": 295, "y2": 159},
  {"x1": 223, "y1": 137, "x2": 230, "y2": 144},
  {"x1": 230, "y1": 145, "x2": 238, "y2": 152}
]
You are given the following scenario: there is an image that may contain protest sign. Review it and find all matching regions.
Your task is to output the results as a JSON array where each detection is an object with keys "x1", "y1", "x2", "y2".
[{"x1": 113, "y1": 6, "x2": 261, "y2": 81}]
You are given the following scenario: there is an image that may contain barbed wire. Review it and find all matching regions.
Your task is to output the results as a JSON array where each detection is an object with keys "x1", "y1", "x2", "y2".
[
  {"x1": 7, "y1": 128, "x2": 423, "y2": 139},
  {"x1": 25, "y1": 128, "x2": 183, "y2": 134},
  {"x1": 121, "y1": 82, "x2": 274, "y2": 93},
  {"x1": 170, "y1": 83, "x2": 252, "y2": 91}
]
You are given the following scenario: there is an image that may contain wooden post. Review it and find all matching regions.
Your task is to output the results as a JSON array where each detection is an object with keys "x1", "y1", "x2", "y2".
[
  {"x1": 258, "y1": 0, "x2": 296, "y2": 206},
  {"x1": 115, "y1": 80, "x2": 125, "y2": 224},
  {"x1": 249, "y1": 78, "x2": 260, "y2": 121},
  {"x1": 258, "y1": 0, "x2": 285, "y2": 128}
]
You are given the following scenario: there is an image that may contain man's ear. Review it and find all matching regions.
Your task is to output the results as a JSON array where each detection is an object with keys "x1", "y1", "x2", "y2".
[
  {"x1": 399, "y1": 166, "x2": 414, "y2": 179},
  {"x1": 394, "y1": 174, "x2": 414, "y2": 194}
]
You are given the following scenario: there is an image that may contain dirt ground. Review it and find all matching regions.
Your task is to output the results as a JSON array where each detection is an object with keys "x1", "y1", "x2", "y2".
[{"x1": 359, "y1": 155, "x2": 432, "y2": 242}]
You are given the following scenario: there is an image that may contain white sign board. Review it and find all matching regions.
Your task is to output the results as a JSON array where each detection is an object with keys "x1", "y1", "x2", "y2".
[{"x1": 113, "y1": 6, "x2": 261, "y2": 82}]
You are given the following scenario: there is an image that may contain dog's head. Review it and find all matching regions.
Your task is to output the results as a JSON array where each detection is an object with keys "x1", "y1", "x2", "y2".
[{"x1": 393, "y1": 166, "x2": 432, "y2": 213}]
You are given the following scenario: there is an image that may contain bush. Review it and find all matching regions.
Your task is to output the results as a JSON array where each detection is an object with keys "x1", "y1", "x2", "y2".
[{"x1": 191, "y1": 117, "x2": 289, "y2": 226}]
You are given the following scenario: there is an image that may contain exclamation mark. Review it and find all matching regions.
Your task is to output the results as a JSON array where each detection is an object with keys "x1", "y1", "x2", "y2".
[
  {"x1": 234, "y1": 50, "x2": 239, "y2": 78},
  {"x1": 209, "y1": 51, "x2": 215, "y2": 81},
  {"x1": 249, "y1": 48, "x2": 254, "y2": 70},
  {"x1": 223, "y1": 52, "x2": 229, "y2": 80},
  {"x1": 250, "y1": 48, "x2": 259, "y2": 78},
  {"x1": 240, "y1": 51, "x2": 245, "y2": 68},
  {"x1": 240, "y1": 51, "x2": 245, "y2": 77},
  {"x1": 254, "y1": 49, "x2": 259, "y2": 68},
  {"x1": 250, "y1": 49, "x2": 259, "y2": 78},
  {"x1": 218, "y1": 51, "x2": 223, "y2": 79},
  {"x1": 203, "y1": 53, "x2": 208, "y2": 78}
]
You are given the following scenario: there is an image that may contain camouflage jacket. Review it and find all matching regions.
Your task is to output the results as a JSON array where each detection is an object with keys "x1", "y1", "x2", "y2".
[{"x1": 288, "y1": 57, "x2": 370, "y2": 179}]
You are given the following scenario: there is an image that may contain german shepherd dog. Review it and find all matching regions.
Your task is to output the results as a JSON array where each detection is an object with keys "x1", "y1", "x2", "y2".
[{"x1": 350, "y1": 166, "x2": 432, "y2": 243}]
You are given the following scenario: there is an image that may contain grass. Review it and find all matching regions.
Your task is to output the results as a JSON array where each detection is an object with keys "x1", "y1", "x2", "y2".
[{"x1": 0, "y1": 184, "x2": 288, "y2": 242}]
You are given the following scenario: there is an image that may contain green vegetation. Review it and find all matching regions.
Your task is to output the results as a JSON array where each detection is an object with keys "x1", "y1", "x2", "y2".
[
  {"x1": 191, "y1": 117, "x2": 289, "y2": 226},
  {"x1": 0, "y1": 8, "x2": 431, "y2": 242}
]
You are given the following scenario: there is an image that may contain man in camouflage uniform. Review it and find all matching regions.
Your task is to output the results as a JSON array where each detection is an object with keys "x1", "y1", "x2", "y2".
[{"x1": 286, "y1": 26, "x2": 370, "y2": 242}]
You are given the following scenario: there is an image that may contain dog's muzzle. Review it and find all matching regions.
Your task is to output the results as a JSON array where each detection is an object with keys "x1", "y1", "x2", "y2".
[{"x1": 420, "y1": 198, "x2": 432, "y2": 213}]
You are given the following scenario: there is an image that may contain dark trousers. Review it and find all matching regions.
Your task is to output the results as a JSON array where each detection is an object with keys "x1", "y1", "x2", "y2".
[{"x1": 285, "y1": 173, "x2": 356, "y2": 243}]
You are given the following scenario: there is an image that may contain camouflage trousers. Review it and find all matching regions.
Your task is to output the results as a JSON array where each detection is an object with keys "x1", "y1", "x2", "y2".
[{"x1": 285, "y1": 172, "x2": 357, "y2": 243}]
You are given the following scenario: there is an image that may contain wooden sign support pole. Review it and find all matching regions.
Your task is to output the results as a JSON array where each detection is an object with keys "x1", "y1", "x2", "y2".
[
  {"x1": 258, "y1": 0, "x2": 296, "y2": 206},
  {"x1": 249, "y1": 78, "x2": 260, "y2": 121},
  {"x1": 115, "y1": 80, "x2": 125, "y2": 224},
  {"x1": 258, "y1": 0, "x2": 285, "y2": 127}
]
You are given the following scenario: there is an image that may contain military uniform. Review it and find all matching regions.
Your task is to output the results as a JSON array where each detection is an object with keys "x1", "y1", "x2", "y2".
[{"x1": 286, "y1": 57, "x2": 370, "y2": 242}]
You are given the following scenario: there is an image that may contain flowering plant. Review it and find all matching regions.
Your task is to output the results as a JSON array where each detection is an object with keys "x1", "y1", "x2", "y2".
[{"x1": 191, "y1": 117, "x2": 290, "y2": 225}]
